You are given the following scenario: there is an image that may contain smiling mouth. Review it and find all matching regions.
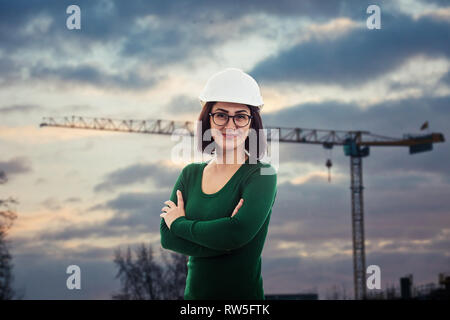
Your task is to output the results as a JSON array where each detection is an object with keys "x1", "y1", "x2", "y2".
[{"x1": 222, "y1": 133, "x2": 239, "y2": 138}]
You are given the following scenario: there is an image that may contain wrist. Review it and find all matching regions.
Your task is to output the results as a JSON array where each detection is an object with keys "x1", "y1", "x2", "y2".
[{"x1": 170, "y1": 215, "x2": 186, "y2": 232}]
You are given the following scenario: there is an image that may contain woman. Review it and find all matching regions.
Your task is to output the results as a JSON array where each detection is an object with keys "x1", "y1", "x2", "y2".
[{"x1": 160, "y1": 68, "x2": 277, "y2": 300}]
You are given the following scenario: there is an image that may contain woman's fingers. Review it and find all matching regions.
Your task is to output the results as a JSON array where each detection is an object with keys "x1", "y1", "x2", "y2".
[
  {"x1": 231, "y1": 198, "x2": 244, "y2": 217},
  {"x1": 162, "y1": 192, "x2": 182, "y2": 213},
  {"x1": 161, "y1": 197, "x2": 177, "y2": 215},
  {"x1": 177, "y1": 190, "x2": 184, "y2": 207},
  {"x1": 164, "y1": 200, "x2": 175, "y2": 208}
]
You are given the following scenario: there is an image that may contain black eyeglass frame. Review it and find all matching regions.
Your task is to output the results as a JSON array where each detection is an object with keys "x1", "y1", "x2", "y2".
[{"x1": 208, "y1": 112, "x2": 253, "y2": 127}]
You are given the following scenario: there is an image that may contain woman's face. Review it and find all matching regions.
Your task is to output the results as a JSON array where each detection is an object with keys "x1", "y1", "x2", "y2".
[{"x1": 209, "y1": 101, "x2": 251, "y2": 154}]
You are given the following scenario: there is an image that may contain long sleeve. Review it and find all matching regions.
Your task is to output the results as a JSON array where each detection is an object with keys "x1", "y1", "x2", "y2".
[
  {"x1": 160, "y1": 166, "x2": 230, "y2": 257},
  {"x1": 170, "y1": 164, "x2": 277, "y2": 251}
]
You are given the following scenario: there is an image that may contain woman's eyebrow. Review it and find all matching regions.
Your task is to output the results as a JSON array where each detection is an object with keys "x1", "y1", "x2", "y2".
[{"x1": 215, "y1": 108, "x2": 249, "y2": 114}]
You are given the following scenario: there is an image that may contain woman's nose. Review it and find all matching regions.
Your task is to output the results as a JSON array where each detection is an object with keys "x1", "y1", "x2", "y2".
[{"x1": 225, "y1": 118, "x2": 237, "y2": 129}]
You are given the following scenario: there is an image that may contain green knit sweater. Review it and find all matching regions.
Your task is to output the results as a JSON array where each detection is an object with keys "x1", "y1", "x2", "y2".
[{"x1": 160, "y1": 157, "x2": 277, "y2": 300}]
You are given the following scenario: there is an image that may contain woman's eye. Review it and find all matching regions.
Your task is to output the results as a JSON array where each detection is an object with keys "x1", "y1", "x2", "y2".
[
  {"x1": 217, "y1": 113, "x2": 227, "y2": 119},
  {"x1": 236, "y1": 115, "x2": 246, "y2": 120}
]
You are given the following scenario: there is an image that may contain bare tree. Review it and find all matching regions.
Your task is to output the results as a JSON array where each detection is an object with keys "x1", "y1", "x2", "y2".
[
  {"x1": 112, "y1": 243, "x2": 187, "y2": 300},
  {"x1": 160, "y1": 249, "x2": 188, "y2": 299},
  {"x1": 0, "y1": 170, "x2": 19, "y2": 300}
]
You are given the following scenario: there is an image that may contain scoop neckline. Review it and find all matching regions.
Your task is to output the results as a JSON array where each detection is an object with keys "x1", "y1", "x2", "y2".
[{"x1": 200, "y1": 157, "x2": 250, "y2": 197}]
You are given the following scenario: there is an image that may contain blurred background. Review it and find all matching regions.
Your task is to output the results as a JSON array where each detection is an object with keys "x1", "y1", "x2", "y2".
[{"x1": 0, "y1": 0, "x2": 449, "y2": 299}]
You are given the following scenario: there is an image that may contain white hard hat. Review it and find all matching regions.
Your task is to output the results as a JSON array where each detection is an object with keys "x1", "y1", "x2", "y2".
[{"x1": 199, "y1": 68, "x2": 264, "y2": 110}]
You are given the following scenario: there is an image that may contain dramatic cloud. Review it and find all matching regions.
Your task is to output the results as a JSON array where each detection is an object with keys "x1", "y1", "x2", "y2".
[
  {"x1": 94, "y1": 161, "x2": 180, "y2": 192},
  {"x1": 0, "y1": 104, "x2": 44, "y2": 115},
  {"x1": 0, "y1": 156, "x2": 32, "y2": 178},
  {"x1": 165, "y1": 95, "x2": 201, "y2": 115},
  {"x1": 29, "y1": 64, "x2": 163, "y2": 90},
  {"x1": 251, "y1": 14, "x2": 450, "y2": 86}
]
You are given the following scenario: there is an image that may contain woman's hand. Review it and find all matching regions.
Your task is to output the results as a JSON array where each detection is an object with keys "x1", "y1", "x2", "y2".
[
  {"x1": 231, "y1": 198, "x2": 244, "y2": 217},
  {"x1": 160, "y1": 190, "x2": 186, "y2": 229},
  {"x1": 160, "y1": 194, "x2": 243, "y2": 229}
]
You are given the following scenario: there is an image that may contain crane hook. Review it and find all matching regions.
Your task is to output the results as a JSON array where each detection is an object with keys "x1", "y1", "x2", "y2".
[{"x1": 326, "y1": 158, "x2": 332, "y2": 183}]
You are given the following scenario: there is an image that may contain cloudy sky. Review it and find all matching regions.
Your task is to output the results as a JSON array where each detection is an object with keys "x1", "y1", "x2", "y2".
[{"x1": 1, "y1": 0, "x2": 449, "y2": 299}]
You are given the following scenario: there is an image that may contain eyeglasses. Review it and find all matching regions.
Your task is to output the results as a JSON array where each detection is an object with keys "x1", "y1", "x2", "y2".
[{"x1": 209, "y1": 112, "x2": 253, "y2": 127}]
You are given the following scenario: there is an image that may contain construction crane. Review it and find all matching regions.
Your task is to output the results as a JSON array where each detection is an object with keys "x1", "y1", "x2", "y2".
[{"x1": 39, "y1": 115, "x2": 445, "y2": 300}]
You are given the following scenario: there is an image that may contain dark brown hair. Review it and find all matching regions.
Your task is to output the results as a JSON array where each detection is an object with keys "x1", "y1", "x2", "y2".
[{"x1": 196, "y1": 101, "x2": 267, "y2": 161}]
